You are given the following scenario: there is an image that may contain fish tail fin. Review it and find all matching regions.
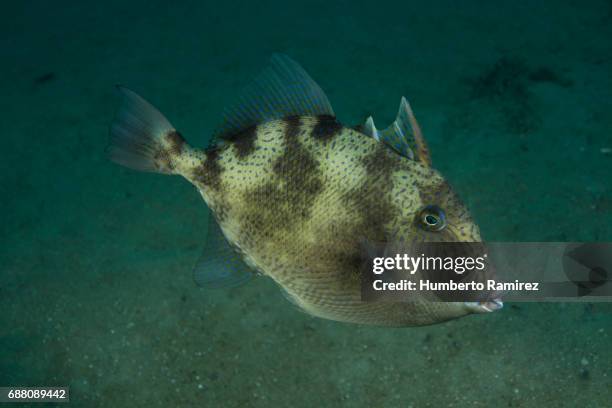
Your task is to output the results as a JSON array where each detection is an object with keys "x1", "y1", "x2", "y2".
[{"x1": 107, "y1": 86, "x2": 195, "y2": 176}]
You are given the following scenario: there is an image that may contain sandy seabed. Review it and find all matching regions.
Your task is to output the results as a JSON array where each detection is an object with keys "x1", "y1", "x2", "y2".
[{"x1": 1, "y1": 1, "x2": 611, "y2": 407}]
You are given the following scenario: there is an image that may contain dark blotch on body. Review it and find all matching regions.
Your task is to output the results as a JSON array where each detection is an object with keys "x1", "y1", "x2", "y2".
[
  {"x1": 193, "y1": 147, "x2": 224, "y2": 191},
  {"x1": 272, "y1": 116, "x2": 322, "y2": 201},
  {"x1": 327, "y1": 186, "x2": 395, "y2": 283},
  {"x1": 152, "y1": 130, "x2": 185, "y2": 171},
  {"x1": 360, "y1": 143, "x2": 397, "y2": 176},
  {"x1": 222, "y1": 125, "x2": 258, "y2": 159},
  {"x1": 239, "y1": 116, "x2": 323, "y2": 243},
  {"x1": 166, "y1": 130, "x2": 185, "y2": 155},
  {"x1": 284, "y1": 115, "x2": 302, "y2": 144},
  {"x1": 312, "y1": 115, "x2": 342, "y2": 142},
  {"x1": 323, "y1": 144, "x2": 398, "y2": 280}
]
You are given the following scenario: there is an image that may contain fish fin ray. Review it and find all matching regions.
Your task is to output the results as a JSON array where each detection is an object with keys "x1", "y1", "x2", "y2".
[
  {"x1": 193, "y1": 210, "x2": 254, "y2": 289},
  {"x1": 107, "y1": 86, "x2": 181, "y2": 173},
  {"x1": 372, "y1": 98, "x2": 431, "y2": 164},
  {"x1": 214, "y1": 54, "x2": 335, "y2": 140},
  {"x1": 361, "y1": 116, "x2": 380, "y2": 140},
  {"x1": 396, "y1": 97, "x2": 430, "y2": 165}
]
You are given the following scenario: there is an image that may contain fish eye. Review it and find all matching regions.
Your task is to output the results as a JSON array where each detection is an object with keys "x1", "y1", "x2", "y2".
[{"x1": 417, "y1": 205, "x2": 447, "y2": 232}]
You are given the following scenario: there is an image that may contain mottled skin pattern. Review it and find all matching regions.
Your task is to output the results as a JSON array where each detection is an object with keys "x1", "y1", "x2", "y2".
[{"x1": 162, "y1": 115, "x2": 482, "y2": 326}]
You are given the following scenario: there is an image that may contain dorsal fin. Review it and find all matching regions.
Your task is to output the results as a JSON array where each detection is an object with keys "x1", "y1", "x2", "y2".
[
  {"x1": 361, "y1": 98, "x2": 431, "y2": 165},
  {"x1": 362, "y1": 116, "x2": 380, "y2": 141},
  {"x1": 395, "y1": 97, "x2": 430, "y2": 166},
  {"x1": 215, "y1": 54, "x2": 335, "y2": 140}
]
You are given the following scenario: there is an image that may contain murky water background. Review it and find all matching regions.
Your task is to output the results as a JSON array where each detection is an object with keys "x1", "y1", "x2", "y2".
[{"x1": 1, "y1": 1, "x2": 611, "y2": 406}]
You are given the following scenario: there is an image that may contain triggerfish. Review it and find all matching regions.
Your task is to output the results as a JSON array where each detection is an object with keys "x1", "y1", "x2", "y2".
[{"x1": 107, "y1": 55, "x2": 503, "y2": 326}]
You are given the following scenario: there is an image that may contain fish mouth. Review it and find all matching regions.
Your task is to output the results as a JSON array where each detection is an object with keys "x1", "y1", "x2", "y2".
[{"x1": 464, "y1": 298, "x2": 504, "y2": 313}]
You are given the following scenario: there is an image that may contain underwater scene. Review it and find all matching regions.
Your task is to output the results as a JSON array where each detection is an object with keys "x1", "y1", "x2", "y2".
[{"x1": 1, "y1": 0, "x2": 611, "y2": 407}]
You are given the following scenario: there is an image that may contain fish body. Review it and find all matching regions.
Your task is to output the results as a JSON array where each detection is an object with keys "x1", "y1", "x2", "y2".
[{"x1": 108, "y1": 55, "x2": 502, "y2": 326}]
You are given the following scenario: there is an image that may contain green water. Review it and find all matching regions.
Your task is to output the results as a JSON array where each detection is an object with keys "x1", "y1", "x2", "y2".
[{"x1": 1, "y1": 0, "x2": 611, "y2": 406}]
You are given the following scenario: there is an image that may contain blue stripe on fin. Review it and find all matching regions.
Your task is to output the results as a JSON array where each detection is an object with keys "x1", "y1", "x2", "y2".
[{"x1": 216, "y1": 54, "x2": 335, "y2": 139}]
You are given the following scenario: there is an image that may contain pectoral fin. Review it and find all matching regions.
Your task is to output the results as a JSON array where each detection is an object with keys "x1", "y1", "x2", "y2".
[{"x1": 193, "y1": 211, "x2": 255, "y2": 289}]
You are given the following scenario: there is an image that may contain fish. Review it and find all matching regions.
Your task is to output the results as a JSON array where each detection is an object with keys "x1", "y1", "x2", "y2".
[{"x1": 107, "y1": 54, "x2": 503, "y2": 327}]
